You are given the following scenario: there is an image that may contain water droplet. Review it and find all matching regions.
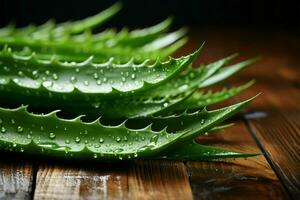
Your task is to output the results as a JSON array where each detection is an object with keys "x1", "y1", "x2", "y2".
[
  {"x1": 103, "y1": 77, "x2": 107, "y2": 82},
  {"x1": 1, "y1": 127, "x2": 6, "y2": 133},
  {"x1": 121, "y1": 77, "x2": 126, "y2": 82},
  {"x1": 200, "y1": 119, "x2": 205, "y2": 124},
  {"x1": 49, "y1": 132, "x2": 56, "y2": 139},
  {"x1": 93, "y1": 154, "x2": 98, "y2": 158},
  {"x1": 99, "y1": 138, "x2": 104, "y2": 143},
  {"x1": 150, "y1": 134, "x2": 159, "y2": 144},
  {"x1": 43, "y1": 80, "x2": 53, "y2": 88},
  {"x1": 18, "y1": 71, "x2": 24, "y2": 76},
  {"x1": 70, "y1": 76, "x2": 77, "y2": 83},
  {"x1": 131, "y1": 74, "x2": 136, "y2": 79},
  {"x1": 27, "y1": 134, "x2": 32, "y2": 139},
  {"x1": 93, "y1": 73, "x2": 99, "y2": 79},
  {"x1": 84, "y1": 80, "x2": 89, "y2": 86},
  {"x1": 163, "y1": 102, "x2": 168, "y2": 107},
  {"x1": 114, "y1": 148, "x2": 123, "y2": 153},
  {"x1": 65, "y1": 139, "x2": 70, "y2": 144},
  {"x1": 52, "y1": 73, "x2": 59, "y2": 80},
  {"x1": 32, "y1": 70, "x2": 39, "y2": 78},
  {"x1": 75, "y1": 137, "x2": 81, "y2": 143},
  {"x1": 116, "y1": 136, "x2": 121, "y2": 142},
  {"x1": 17, "y1": 126, "x2": 23, "y2": 133},
  {"x1": 96, "y1": 80, "x2": 102, "y2": 85},
  {"x1": 75, "y1": 68, "x2": 80, "y2": 73}
]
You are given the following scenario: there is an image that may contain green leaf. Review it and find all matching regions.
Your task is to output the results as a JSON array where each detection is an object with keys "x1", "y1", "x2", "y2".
[
  {"x1": 59, "y1": 2, "x2": 122, "y2": 34},
  {"x1": 199, "y1": 57, "x2": 259, "y2": 88},
  {"x1": 0, "y1": 96, "x2": 256, "y2": 160},
  {"x1": 173, "y1": 80, "x2": 255, "y2": 112},
  {"x1": 155, "y1": 141, "x2": 259, "y2": 161},
  {"x1": 0, "y1": 47, "x2": 199, "y2": 99},
  {"x1": 0, "y1": 2, "x2": 122, "y2": 39}
]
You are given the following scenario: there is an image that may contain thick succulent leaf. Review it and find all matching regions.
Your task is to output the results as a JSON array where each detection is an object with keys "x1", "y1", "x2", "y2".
[
  {"x1": 199, "y1": 58, "x2": 259, "y2": 88},
  {"x1": 0, "y1": 2, "x2": 122, "y2": 39},
  {"x1": 173, "y1": 80, "x2": 255, "y2": 112},
  {"x1": 56, "y1": 2, "x2": 122, "y2": 34},
  {"x1": 138, "y1": 28, "x2": 187, "y2": 51},
  {"x1": 0, "y1": 38, "x2": 186, "y2": 63},
  {"x1": 126, "y1": 96, "x2": 255, "y2": 133},
  {"x1": 144, "y1": 52, "x2": 237, "y2": 98},
  {"x1": 0, "y1": 106, "x2": 186, "y2": 160},
  {"x1": 0, "y1": 97, "x2": 254, "y2": 160},
  {"x1": 207, "y1": 123, "x2": 234, "y2": 134},
  {"x1": 155, "y1": 141, "x2": 259, "y2": 161},
  {"x1": 0, "y1": 47, "x2": 199, "y2": 99},
  {"x1": 105, "y1": 17, "x2": 174, "y2": 47}
]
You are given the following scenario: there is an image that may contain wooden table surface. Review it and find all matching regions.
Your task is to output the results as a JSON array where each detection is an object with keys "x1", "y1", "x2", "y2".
[{"x1": 0, "y1": 28, "x2": 299, "y2": 200}]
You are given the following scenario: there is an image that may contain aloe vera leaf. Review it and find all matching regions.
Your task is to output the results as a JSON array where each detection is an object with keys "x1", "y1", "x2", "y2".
[
  {"x1": 0, "y1": 47, "x2": 199, "y2": 99},
  {"x1": 155, "y1": 141, "x2": 259, "y2": 161},
  {"x1": 173, "y1": 80, "x2": 255, "y2": 112},
  {"x1": 105, "y1": 17, "x2": 174, "y2": 47},
  {"x1": 0, "y1": 97, "x2": 254, "y2": 160},
  {"x1": 126, "y1": 96, "x2": 256, "y2": 134},
  {"x1": 199, "y1": 57, "x2": 259, "y2": 88},
  {"x1": 7, "y1": 89, "x2": 194, "y2": 120},
  {"x1": 145, "y1": 52, "x2": 237, "y2": 98},
  {"x1": 57, "y1": 2, "x2": 122, "y2": 34},
  {"x1": 0, "y1": 38, "x2": 186, "y2": 63},
  {"x1": 207, "y1": 123, "x2": 234, "y2": 134},
  {"x1": 0, "y1": 2, "x2": 121, "y2": 39}
]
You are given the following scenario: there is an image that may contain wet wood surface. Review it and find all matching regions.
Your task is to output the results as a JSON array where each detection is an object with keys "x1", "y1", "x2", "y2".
[{"x1": 0, "y1": 29, "x2": 299, "y2": 199}]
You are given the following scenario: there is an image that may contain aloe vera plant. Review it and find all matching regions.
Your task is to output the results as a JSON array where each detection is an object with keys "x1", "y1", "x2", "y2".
[{"x1": 0, "y1": 3, "x2": 259, "y2": 161}]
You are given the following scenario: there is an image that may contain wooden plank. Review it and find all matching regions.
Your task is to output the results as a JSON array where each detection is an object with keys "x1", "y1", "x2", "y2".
[
  {"x1": 179, "y1": 27, "x2": 300, "y2": 199},
  {"x1": 176, "y1": 29, "x2": 290, "y2": 199},
  {"x1": 0, "y1": 161, "x2": 34, "y2": 200},
  {"x1": 248, "y1": 112, "x2": 300, "y2": 198},
  {"x1": 128, "y1": 160, "x2": 193, "y2": 200},
  {"x1": 186, "y1": 120, "x2": 288, "y2": 199},
  {"x1": 34, "y1": 163, "x2": 128, "y2": 200},
  {"x1": 228, "y1": 33, "x2": 300, "y2": 198}
]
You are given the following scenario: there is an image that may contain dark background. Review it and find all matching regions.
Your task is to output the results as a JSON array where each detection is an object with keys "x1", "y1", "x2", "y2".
[{"x1": 0, "y1": 0, "x2": 299, "y2": 33}]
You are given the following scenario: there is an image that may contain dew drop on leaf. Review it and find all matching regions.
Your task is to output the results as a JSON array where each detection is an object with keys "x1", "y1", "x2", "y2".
[
  {"x1": 17, "y1": 126, "x2": 23, "y2": 133},
  {"x1": 75, "y1": 137, "x2": 81, "y2": 143},
  {"x1": 93, "y1": 73, "x2": 99, "y2": 79},
  {"x1": 49, "y1": 132, "x2": 56, "y2": 139},
  {"x1": 1, "y1": 127, "x2": 6, "y2": 133},
  {"x1": 52, "y1": 73, "x2": 59, "y2": 80},
  {"x1": 84, "y1": 80, "x2": 89, "y2": 86},
  {"x1": 70, "y1": 76, "x2": 77, "y2": 83}
]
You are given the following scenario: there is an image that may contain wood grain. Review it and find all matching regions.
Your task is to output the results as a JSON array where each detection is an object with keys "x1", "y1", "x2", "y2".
[
  {"x1": 128, "y1": 160, "x2": 193, "y2": 200},
  {"x1": 249, "y1": 113, "x2": 300, "y2": 198},
  {"x1": 186, "y1": 120, "x2": 288, "y2": 200},
  {"x1": 228, "y1": 33, "x2": 300, "y2": 198},
  {"x1": 34, "y1": 164, "x2": 128, "y2": 200},
  {"x1": 0, "y1": 161, "x2": 34, "y2": 200},
  {"x1": 179, "y1": 27, "x2": 299, "y2": 199}
]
